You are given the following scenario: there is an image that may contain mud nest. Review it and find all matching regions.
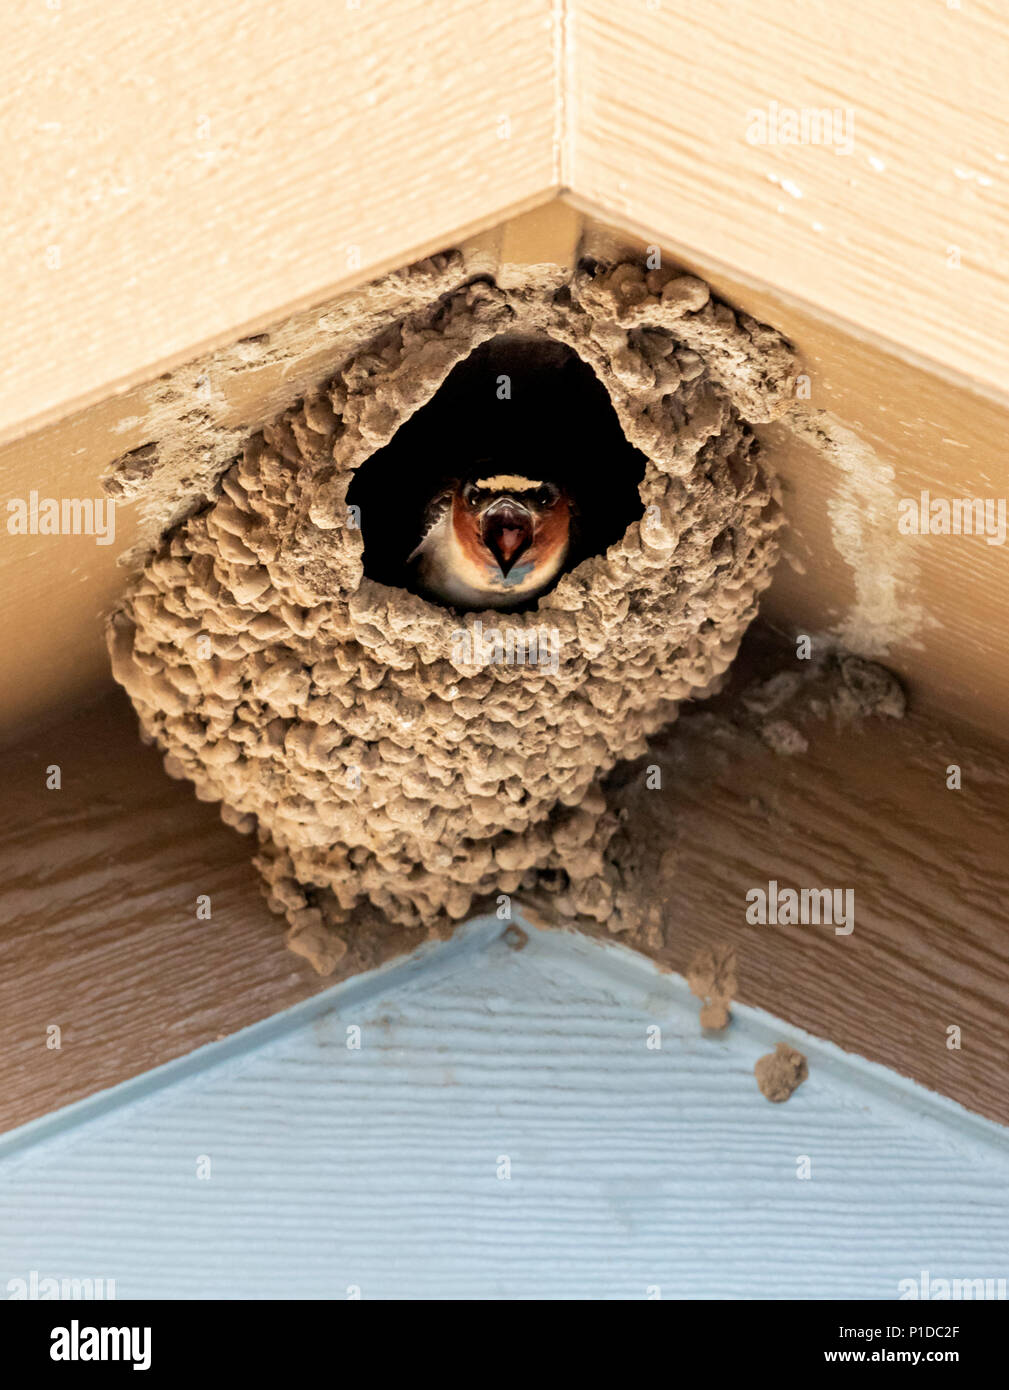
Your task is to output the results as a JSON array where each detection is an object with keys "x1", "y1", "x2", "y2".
[{"x1": 107, "y1": 254, "x2": 797, "y2": 973}]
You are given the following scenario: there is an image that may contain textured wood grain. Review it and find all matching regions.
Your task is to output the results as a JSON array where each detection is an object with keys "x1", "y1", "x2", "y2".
[
  {"x1": 1, "y1": 632, "x2": 1006, "y2": 1134},
  {"x1": 1, "y1": 928, "x2": 1007, "y2": 1299},
  {"x1": 8, "y1": 2, "x2": 1009, "y2": 448},
  {"x1": 0, "y1": 688, "x2": 433, "y2": 1133},
  {"x1": 573, "y1": 0, "x2": 1009, "y2": 396},
  {"x1": 581, "y1": 628, "x2": 1009, "y2": 1127},
  {"x1": 0, "y1": 0, "x2": 557, "y2": 442}
]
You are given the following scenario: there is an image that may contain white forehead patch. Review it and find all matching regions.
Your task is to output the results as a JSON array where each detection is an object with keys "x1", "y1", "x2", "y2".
[{"x1": 474, "y1": 474, "x2": 543, "y2": 492}]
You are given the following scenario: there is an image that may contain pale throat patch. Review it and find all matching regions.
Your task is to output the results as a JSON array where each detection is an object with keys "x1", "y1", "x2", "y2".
[
  {"x1": 445, "y1": 513, "x2": 563, "y2": 595},
  {"x1": 474, "y1": 474, "x2": 543, "y2": 492}
]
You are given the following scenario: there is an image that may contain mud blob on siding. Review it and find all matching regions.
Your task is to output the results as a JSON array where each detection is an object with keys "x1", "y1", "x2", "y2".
[{"x1": 107, "y1": 257, "x2": 796, "y2": 973}]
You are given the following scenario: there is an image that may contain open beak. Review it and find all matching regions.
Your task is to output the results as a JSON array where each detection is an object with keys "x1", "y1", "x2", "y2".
[{"x1": 481, "y1": 499, "x2": 533, "y2": 576}]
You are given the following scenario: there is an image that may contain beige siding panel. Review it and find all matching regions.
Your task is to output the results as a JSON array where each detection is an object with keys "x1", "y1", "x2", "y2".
[
  {"x1": 0, "y1": 0, "x2": 558, "y2": 443},
  {"x1": 572, "y1": 0, "x2": 1009, "y2": 396}
]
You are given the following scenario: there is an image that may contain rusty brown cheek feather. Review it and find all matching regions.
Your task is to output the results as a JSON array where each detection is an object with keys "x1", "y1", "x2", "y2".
[
  {"x1": 531, "y1": 498, "x2": 570, "y2": 568},
  {"x1": 452, "y1": 495, "x2": 490, "y2": 570}
]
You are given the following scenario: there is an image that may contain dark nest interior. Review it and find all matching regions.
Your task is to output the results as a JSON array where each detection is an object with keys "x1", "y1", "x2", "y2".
[{"x1": 348, "y1": 333, "x2": 649, "y2": 608}]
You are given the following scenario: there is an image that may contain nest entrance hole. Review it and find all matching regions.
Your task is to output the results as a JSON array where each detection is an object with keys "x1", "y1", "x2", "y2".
[{"x1": 349, "y1": 333, "x2": 648, "y2": 607}]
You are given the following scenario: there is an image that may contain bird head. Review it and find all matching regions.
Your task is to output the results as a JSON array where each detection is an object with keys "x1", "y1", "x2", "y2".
[
  {"x1": 455, "y1": 473, "x2": 570, "y2": 582},
  {"x1": 409, "y1": 471, "x2": 573, "y2": 610}
]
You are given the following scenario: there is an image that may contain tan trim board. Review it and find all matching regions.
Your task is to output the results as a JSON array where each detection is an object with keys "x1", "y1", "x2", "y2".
[
  {"x1": 0, "y1": 0, "x2": 558, "y2": 443},
  {"x1": 572, "y1": 0, "x2": 1009, "y2": 396},
  {"x1": 4, "y1": 4, "x2": 1009, "y2": 444}
]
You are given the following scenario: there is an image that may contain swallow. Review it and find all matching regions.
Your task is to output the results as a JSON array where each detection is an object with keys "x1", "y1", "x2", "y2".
[{"x1": 408, "y1": 473, "x2": 572, "y2": 611}]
